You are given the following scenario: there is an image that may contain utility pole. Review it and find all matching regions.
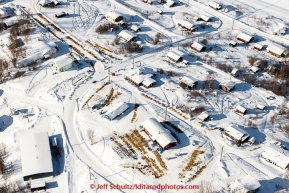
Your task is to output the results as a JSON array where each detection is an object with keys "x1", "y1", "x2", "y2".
[
  {"x1": 165, "y1": 106, "x2": 168, "y2": 121},
  {"x1": 26, "y1": 110, "x2": 29, "y2": 122},
  {"x1": 232, "y1": 20, "x2": 234, "y2": 30},
  {"x1": 132, "y1": 57, "x2": 134, "y2": 69},
  {"x1": 76, "y1": 98, "x2": 79, "y2": 112},
  {"x1": 220, "y1": 146, "x2": 224, "y2": 161},
  {"x1": 108, "y1": 68, "x2": 111, "y2": 83}
]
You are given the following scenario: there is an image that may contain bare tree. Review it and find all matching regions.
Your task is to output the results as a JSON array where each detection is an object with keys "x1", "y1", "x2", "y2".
[
  {"x1": 279, "y1": 99, "x2": 287, "y2": 115},
  {"x1": 87, "y1": 129, "x2": 95, "y2": 145},
  {"x1": 203, "y1": 74, "x2": 216, "y2": 90}
]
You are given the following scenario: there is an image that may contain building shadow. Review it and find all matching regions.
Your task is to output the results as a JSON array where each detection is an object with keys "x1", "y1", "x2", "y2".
[
  {"x1": 50, "y1": 134, "x2": 65, "y2": 176},
  {"x1": 0, "y1": 115, "x2": 13, "y2": 132}
]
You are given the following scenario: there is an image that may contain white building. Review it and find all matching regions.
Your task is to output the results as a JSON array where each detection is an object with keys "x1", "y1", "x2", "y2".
[
  {"x1": 51, "y1": 55, "x2": 73, "y2": 72},
  {"x1": 191, "y1": 42, "x2": 206, "y2": 52},
  {"x1": 225, "y1": 125, "x2": 250, "y2": 143},
  {"x1": 231, "y1": 68, "x2": 239, "y2": 77},
  {"x1": 228, "y1": 175, "x2": 261, "y2": 193},
  {"x1": 103, "y1": 102, "x2": 129, "y2": 120},
  {"x1": 198, "y1": 112, "x2": 209, "y2": 121},
  {"x1": 106, "y1": 11, "x2": 123, "y2": 23},
  {"x1": 125, "y1": 73, "x2": 155, "y2": 88},
  {"x1": 267, "y1": 44, "x2": 288, "y2": 57},
  {"x1": 253, "y1": 43, "x2": 263, "y2": 51},
  {"x1": 3, "y1": 16, "x2": 18, "y2": 29},
  {"x1": 178, "y1": 20, "x2": 197, "y2": 31},
  {"x1": 142, "y1": 118, "x2": 177, "y2": 150},
  {"x1": 250, "y1": 66, "x2": 259, "y2": 73},
  {"x1": 118, "y1": 30, "x2": 137, "y2": 42},
  {"x1": 262, "y1": 143, "x2": 289, "y2": 169},
  {"x1": 20, "y1": 132, "x2": 53, "y2": 181},
  {"x1": 39, "y1": 0, "x2": 54, "y2": 7},
  {"x1": 237, "y1": 32, "x2": 254, "y2": 43},
  {"x1": 166, "y1": 50, "x2": 183, "y2": 63},
  {"x1": 131, "y1": 25, "x2": 140, "y2": 32}
]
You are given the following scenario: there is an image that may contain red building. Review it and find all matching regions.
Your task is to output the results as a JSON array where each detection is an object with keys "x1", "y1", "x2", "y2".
[{"x1": 142, "y1": 118, "x2": 177, "y2": 150}]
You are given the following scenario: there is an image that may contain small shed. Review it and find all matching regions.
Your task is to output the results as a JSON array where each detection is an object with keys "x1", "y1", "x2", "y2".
[
  {"x1": 231, "y1": 68, "x2": 239, "y2": 77},
  {"x1": 237, "y1": 32, "x2": 254, "y2": 43},
  {"x1": 219, "y1": 81, "x2": 236, "y2": 92},
  {"x1": 158, "y1": 0, "x2": 164, "y2": 3},
  {"x1": 31, "y1": 180, "x2": 46, "y2": 192},
  {"x1": 166, "y1": 50, "x2": 183, "y2": 63},
  {"x1": 266, "y1": 44, "x2": 287, "y2": 58},
  {"x1": 51, "y1": 55, "x2": 73, "y2": 72},
  {"x1": 235, "y1": 105, "x2": 246, "y2": 115},
  {"x1": 229, "y1": 40, "x2": 237, "y2": 47},
  {"x1": 228, "y1": 175, "x2": 261, "y2": 193},
  {"x1": 225, "y1": 125, "x2": 250, "y2": 143},
  {"x1": 157, "y1": 9, "x2": 163, "y2": 15},
  {"x1": 262, "y1": 144, "x2": 289, "y2": 169},
  {"x1": 200, "y1": 15, "x2": 211, "y2": 22},
  {"x1": 118, "y1": 30, "x2": 137, "y2": 42},
  {"x1": 256, "y1": 104, "x2": 265, "y2": 110},
  {"x1": 106, "y1": 12, "x2": 123, "y2": 23},
  {"x1": 253, "y1": 43, "x2": 263, "y2": 51},
  {"x1": 130, "y1": 25, "x2": 140, "y2": 32},
  {"x1": 55, "y1": 11, "x2": 66, "y2": 18},
  {"x1": 178, "y1": 20, "x2": 197, "y2": 31},
  {"x1": 250, "y1": 66, "x2": 259, "y2": 73},
  {"x1": 103, "y1": 102, "x2": 129, "y2": 120},
  {"x1": 248, "y1": 137, "x2": 256, "y2": 145},
  {"x1": 191, "y1": 42, "x2": 206, "y2": 52},
  {"x1": 166, "y1": 0, "x2": 176, "y2": 7},
  {"x1": 180, "y1": 76, "x2": 198, "y2": 89},
  {"x1": 198, "y1": 112, "x2": 209, "y2": 121}
]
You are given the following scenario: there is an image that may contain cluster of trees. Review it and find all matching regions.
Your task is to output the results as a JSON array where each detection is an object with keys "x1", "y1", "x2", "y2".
[
  {"x1": 120, "y1": 42, "x2": 142, "y2": 53},
  {"x1": 216, "y1": 63, "x2": 233, "y2": 73},
  {"x1": 153, "y1": 33, "x2": 163, "y2": 45},
  {"x1": 0, "y1": 181, "x2": 29, "y2": 193},
  {"x1": 95, "y1": 22, "x2": 128, "y2": 34},
  {"x1": 0, "y1": 59, "x2": 9, "y2": 82}
]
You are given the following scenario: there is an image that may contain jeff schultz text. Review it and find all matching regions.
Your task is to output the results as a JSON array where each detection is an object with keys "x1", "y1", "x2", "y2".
[{"x1": 95, "y1": 183, "x2": 199, "y2": 190}]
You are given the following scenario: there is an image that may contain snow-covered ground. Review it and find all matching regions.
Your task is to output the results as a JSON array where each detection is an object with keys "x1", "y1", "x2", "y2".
[{"x1": 1, "y1": 0, "x2": 289, "y2": 192}]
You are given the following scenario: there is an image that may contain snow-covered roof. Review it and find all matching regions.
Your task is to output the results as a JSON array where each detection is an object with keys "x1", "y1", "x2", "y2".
[
  {"x1": 118, "y1": 30, "x2": 136, "y2": 42},
  {"x1": 32, "y1": 41, "x2": 56, "y2": 55},
  {"x1": 231, "y1": 68, "x2": 239, "y2": 75},
  {"x1": 225, "y1": 125, "x2": 249, "y2": 142},
  {"x1": 167, "y1": 50, "x2": 182, "y2": 62},
  {"x1": 52, "y1": 55, "x2": 73, "y2": 68},
  {"x1": 17, "y1": 52, "x2": 43, "y2": 67},
  {"x1": 166, "y1": 0, "x2": 176, "y2": 7},
  {"x1": 267, "y1": 44, "x2": 287, "y2": 56},
  {"x1": 180, "y1": 76, "x2": 198, "y2": 87},
  {"x1": 142, "y1": 118, "x2": 177, "y2": 149},
  {"x1": 237, "y1": 32, "x2": 254, "y2": 43},
  {"x1": 106, "y1": 11, "x2": 123, "y2": 22},
  {"x1": 142, "y1": 77, "x2": 156, "y2": 87},
  {"x1": 229, "y1": 175, "x2": 261, "y2": 192},
  {"x1": 235, "y1": 105, "x2": 246, "y2": 114},
  {"x1": 104, "y1": 102, "x2": 129, "y2": 120},
  {"x1": 200, "y1": 15, "x2": 210, "y2": 22},
  {"x1": 250, "y1": 66, "x2": 259, "y2": 73},
  {"x1": 219, "y1": 81, "x2": 236, "y2": 91},
  {"x1": 178, "y1": 20, "x2": 195, "y2": 30},
  {"x1": 262, "y1": 144, "x2": 289, "y2": 169},
  {"x1": 253, "y1": 43, "x2": 263, "y2": 50},
  {"x1": 131, "y1": 25, "x2": 139, "y2": 32},
  {"x1": 249, "y1": 137, "x2": 256, "y2": 144},
  {"x1": 20, "y1": 132, "x2": 53, "y2": 179},
  {"x1": 198, "y1": 112, "x2": 209, "y2": 121},
  {"x1": 3, "y1": 16, "x2": 18, "y2": 27},
  {"x1": 191, "y1": 42, "x2": 206, "y2": 52},
  {"x1": 209, "y1": 1, "x2": 221, "y2": 9}
]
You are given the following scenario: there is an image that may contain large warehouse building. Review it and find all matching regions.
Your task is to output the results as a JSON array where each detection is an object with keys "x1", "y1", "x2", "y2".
[{"x1": 20, "y1": 132, "x2": 53, "y2": 181}]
